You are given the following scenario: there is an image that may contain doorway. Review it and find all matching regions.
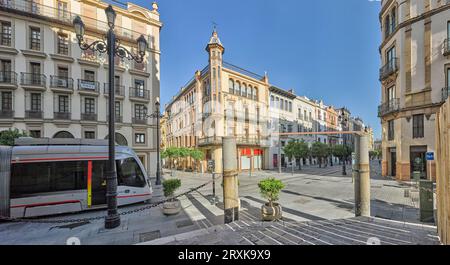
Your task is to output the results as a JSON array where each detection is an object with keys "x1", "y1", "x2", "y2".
[
  {"x1": 410, "y1": 146, "x2": 427, "y2": 180},
  {"x1": 389, "y1": 147, "x2": 397, "y2": 177},
  {"x1": 91, "y1": 161, "x2": 107, "y2": 206}
]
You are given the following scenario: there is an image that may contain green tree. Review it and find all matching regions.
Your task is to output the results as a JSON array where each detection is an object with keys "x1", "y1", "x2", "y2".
[
  {"x1": 161, "y1": 147, "x2": 180, "y2": 176},
  {"x1": 189, "y1": 149, "x2": 204, "y2": 173},
  {"x1": 311, "y1": 142, "x2": 330, "y2": 168},
  {"x1": 283, "y1": 140, "x2": 297, "y2": 174},
  {"x1": 0, "y1": 129, "x2": 28, "y2": 146},
  {"x1": 295, "y1": 140, "x2": 310, "y2": 170}
]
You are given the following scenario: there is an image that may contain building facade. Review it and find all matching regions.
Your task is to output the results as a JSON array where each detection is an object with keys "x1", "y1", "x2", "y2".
[
  {"x1": 165, "y1": 30, "x2": 270, "y2": 173},
  {"x1": 0, "y1": 0, "x2": 162, "y2": 175},
  {"x1": 378, "y1": 0, "x2": 450, "y2": 181}
]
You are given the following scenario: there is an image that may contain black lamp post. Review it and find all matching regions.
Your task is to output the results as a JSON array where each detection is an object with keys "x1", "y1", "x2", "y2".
[
  {"x1": 73, "y1": 5, "x2": 148, "y2": 229},
  {"x1": 147, "y1": 98, "x2": 163, "y2": 186},
  {"x1": 339, "y1": 109, "x2": 349, "y2": 176}
]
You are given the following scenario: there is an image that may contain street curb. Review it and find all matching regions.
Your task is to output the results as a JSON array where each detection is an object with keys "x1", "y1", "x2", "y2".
[{"x1": 136, "y1": 227, "x2": 213, "y2": 245}]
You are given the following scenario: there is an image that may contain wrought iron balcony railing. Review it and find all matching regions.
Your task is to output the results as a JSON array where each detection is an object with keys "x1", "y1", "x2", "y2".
[
  {"x1": 81, "y1": 113, "x2": 97, "y2": 121},
  {"x1": 0, "y1": 0, "x2": 153, "y2": 47},
  {"x1": 104, "y1": 84, "x2": 125, "y2": 96},
  {"x1": 132, "y1": 117, "x2": 147, "y2": 125},
  {"x1": 50, "y1": 76, "x2": 73, "y2": 90},
  {"x1": 0, "y1": 109, "x2": 13, "y2": 119},
  {"x1": 129, "y1": 87, "x2": 150, "y2": 100},
  {"x1": 20, "y1": 73, "x2": 46, "y2": 87},
  {"x1": 443, "y1": 38, "x2": 450, "y2": 56},
  {"x1": 78, "y1": 79, "x2": 100, "y2": 93},
  {"x1": 54, "y1": 112, "x2": 71, "y2": 120},
  {"x1": 0, "y1": 32, "x2": 11, "y2": 46},
  {"x1": 198, "y1": 136, "x2": 223, "y2": 146},
  {"x1": 379, "y1": 58, "x2": 399, "y2": 81},
  {"x1": 0, "y1": 71, "x2": 17, "y2": 85},
  {"x1": 378, "y1": 98, "x2": 400, "y2": 117},
  {"x1": 25, "y1": 110, "x2": 43, "y2": 119},
  {"x1": 107, "y1": 115, "x2": 123, "y2": 123},
  {"x1": 442, "y1": 87, "x2": 450, "y2": 103}
]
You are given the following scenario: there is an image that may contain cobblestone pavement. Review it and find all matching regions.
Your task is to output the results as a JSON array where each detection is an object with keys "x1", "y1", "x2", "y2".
[
  {"x1": 0, "y1": 162, "x2": 438, "y2": 245},
  {"x1": 141, "y1": 217, "x2": 440, "y2": 245}
]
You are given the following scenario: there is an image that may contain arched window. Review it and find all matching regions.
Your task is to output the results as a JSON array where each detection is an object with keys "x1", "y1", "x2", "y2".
[
  {"x1": 104, "y1": 133, "x2": 128, "y2": 146},
  {"x1": 242, "y1": 84, "x2": 247, "y2": 98},
  {"x1": 53, "y1": 131, "x2": 75, "y2": 139},
  {"x1": 236, "y1": 81, "x2": 241, "y2": 96},
  {"x1": 248, "y1": 85, "x2": 253, "y2": 98},
  {"x1": 229, "y1": 79, "x2": 234, "y2": 94},
  {"x1": 254, "y1": 87, "x2": 258, "y2": 100}
]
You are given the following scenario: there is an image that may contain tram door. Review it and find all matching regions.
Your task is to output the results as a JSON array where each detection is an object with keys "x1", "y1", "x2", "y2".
[{"x1": 89, "y1": 161, "x2": 107, "y2": 206}]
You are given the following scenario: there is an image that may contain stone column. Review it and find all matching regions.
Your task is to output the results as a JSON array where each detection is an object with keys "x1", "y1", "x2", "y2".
[
  {"x1": 355, "y1": 134, "x2": 371, "y2": 217},
  {"x1": 222, "y1": 137, "x2": 239, "y2": 223}
]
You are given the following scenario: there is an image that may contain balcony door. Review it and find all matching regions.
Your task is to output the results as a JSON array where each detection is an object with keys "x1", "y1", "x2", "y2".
[
  {"x1": 386, "y1": 47, "x2": 396, "y2": 65},
  {"x1": 0, "y1": 59, "x2": 11, "y2": 82},
  {"x1": 30, "y1": 62, "x2": 41, "y2": 85},
  {"x1": 135, "y1": 80, "x2": 145, "y2": 97},
  {"x1": 387, "y1": 86, "x2": 395, "y2": 104}
]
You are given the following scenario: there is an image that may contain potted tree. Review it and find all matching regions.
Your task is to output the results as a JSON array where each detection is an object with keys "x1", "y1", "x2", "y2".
[
  {"x1": 258, "y1": 177, "x2": 285, "y2": 221},
  {"x1": 162, "y1": 178, "x2": 182, "y2": 215}
]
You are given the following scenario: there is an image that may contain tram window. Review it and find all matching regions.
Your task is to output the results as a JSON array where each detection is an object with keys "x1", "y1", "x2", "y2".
[
  {"x1": 116, "y1": 158, "x2": 146, "y2": 188},
  {"x1": 10, "y1": 161, "x2": 87, "y2": 198}
]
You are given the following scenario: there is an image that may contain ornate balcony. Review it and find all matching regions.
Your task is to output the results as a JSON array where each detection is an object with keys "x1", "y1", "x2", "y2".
[
  {"x1": 81, "y1": 113, "x2": 97, "y2": 121},
  {"x1": 0, "y1": 71, "x2": 17, "y2": 86},
  {"x1": 25, "y1": 110, "x2": 43, "y2": 119},
  {"x1": 20, "y1": 73, "x2": 46, "y2": 87},
  {"x1": 379, "y1": 58, "x2": 399, "y2": 81},
  {"x1": 104, "y1": 84, "x2": 125, "y2": 97},
  {"x1": 444, "y1": 38, "x2": 450, "y2": 56},
  {"x1": 54, "y1": 112, "x2": 71, "y2": 120},
  {"x1": 198, "y1": 136, "x2": 223, "y2": 147},
  {"x1": 198, "y1": 136, "x2": 270, "y2": 147},
  {"x1": 129, "y1": 87, "x2": 150, "y2": 101},
  {"x1": 0, "y1": 109, "x2": 14, "y2": 119},
  {"x1": 378, "y1": 98, "x2": 400, "y2": 117},
  {"x1": 50, "y1": 76, "x2": 73, "y2": 90},
  {"x1": 132, "y1": 117, "x2": 147, "y2": 125},
  {"x1": 78, "y1": 79, "x2": 100, "y2": 93}
]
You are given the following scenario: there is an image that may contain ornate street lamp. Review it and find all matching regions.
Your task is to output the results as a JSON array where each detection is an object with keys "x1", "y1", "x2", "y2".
[
  {"x1": 146, "y1": 97, "x2": 163, "y2": 186},
  {"x1": 73, "y1": 5, "x2": 148, "y2": 229}
]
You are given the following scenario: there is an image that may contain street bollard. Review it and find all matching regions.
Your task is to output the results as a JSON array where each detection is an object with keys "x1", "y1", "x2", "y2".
[
  {"x1": 212, "y1": 172, "x2": 216, "y2": 205},
  {"x1": 222, "y1": 137, "x2": 239, "y2": 224}
]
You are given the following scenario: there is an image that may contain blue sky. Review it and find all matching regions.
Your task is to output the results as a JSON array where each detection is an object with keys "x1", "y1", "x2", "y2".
[{"x1": 130, "y1": 0, "x2": 382, "y2": 138}]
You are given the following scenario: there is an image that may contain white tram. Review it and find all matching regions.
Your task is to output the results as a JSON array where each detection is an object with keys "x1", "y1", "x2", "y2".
[{"x1": 0, "y1": 138, "x2": 152, "y2": 218}]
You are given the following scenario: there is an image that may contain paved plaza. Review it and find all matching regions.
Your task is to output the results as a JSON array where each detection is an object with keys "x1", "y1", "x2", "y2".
[{"x1": 0, "y1": 162, "x2": 439, "y2": 245}]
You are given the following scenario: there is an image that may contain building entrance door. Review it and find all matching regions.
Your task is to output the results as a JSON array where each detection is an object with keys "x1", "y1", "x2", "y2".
[
  {"x1": 389, "y1": 148, "x2": 397, "y2": 177},
  {"x1": 410, "y1": 146, "x2": 427, "y2": 180}
]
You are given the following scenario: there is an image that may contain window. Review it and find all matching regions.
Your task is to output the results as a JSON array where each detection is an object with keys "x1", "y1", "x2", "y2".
[
  {"x1": 270, "y1": 95, "x2": 275, "y2": 107},
  {"x1": 280, "y1": 99, "x2": 284, "y2": 110},
  {"x1": 84, "y1": 98, "x2": 95, "y2": 114},
  {"x1": 116, "y1": 158, "x2": 146, "y2": 188},
  {"x1": 57, "y1": 33, "x2": 69, "y2": 55},
  {"x1": 236, "y1": 82, "x2": 241, "y2": 96},
  {"x1": 413, "y1": 114, "x2": 424, "y2": 139},
  {"x1": 387, "y1": 46, "x2": 396, "y2": 65},
  {"x1": 115, "y1": 101, "x2": 121, "y2": 118},
  {"x1": 228, "y1": 79, "x2": 234, "y2": 94},
  {"x1": 1, "y1": 91, "x2": 12, "y2": 111},
  {"x1": 84, "y1": 131, "x2": 95, "y2": 139},
  {"x1": 387, "y1": 86, "x2": 395, "y2": 102},
  {"x1": 10, "y1": 161, "x2": 87, "y2": 198},
  {"x1": 288, "y1": 102, "x2": 292, "y2": 112},
  {"x1": 57, "y1": 66, "x2": 69, "y2": 79},
  {"x1": 30, "y1": 93, "x2": 41, "y2": 111},
  {"x1": 135, "y1": 104, "x2": 147, "y2": 120},
  {"x1": 135, "y1": 133, "x2": 145, "y2": 144},
  {"x1": 0, "y1": 21, "x2": 12, "y2": 46},
  {"x1": 388, "y1": 120, "x2": 394, "y2": 141},
  {"x1": 30, "y1": 27, "x2": 40, "y2": 50},
  {"x1": 30, "y1": 62, "x2": 41, "y2": 84},
  {"x1": 57, "y1": 1, "x2": 69, "y2": 20},
  {"x1": 242, "y1": 84, "x2": 247, "y2": 98},
  {"x1": 84, "y1": 70, "x2": 95, "y2": 81},
  {"x1": 29, "y1": 130, "x2": 41, "y2": 138},
  {"x1": 58, "y1": 95, "x2": 69, "y2": 113}
]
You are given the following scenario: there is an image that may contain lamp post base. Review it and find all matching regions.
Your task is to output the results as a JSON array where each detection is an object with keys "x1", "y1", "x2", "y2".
[{"x1": 105, "y1": 214, "x2": 121, "y2": 229}]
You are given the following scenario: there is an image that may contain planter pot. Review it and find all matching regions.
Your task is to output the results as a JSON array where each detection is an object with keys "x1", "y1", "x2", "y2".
[
  {"x1": 261, "y1": 203, "x2": 282, "y2": 221},
  {"x1": 162, "y1": 199, "x2": 181, "y2": 216}
]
